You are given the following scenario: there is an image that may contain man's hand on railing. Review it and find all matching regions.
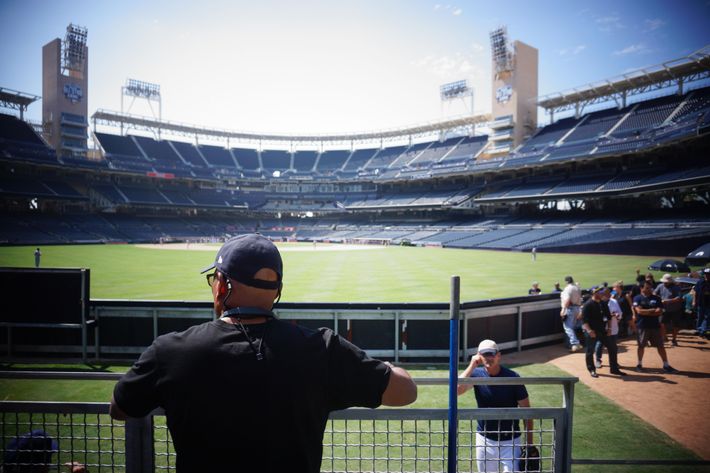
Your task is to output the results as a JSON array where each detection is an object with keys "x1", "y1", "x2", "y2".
[{"x1": 65, "y1": 461, "x2": 87, "y2": 473}]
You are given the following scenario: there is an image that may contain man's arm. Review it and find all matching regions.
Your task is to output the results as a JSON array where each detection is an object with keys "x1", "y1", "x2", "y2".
[
  {"x1": 633, "y1": 305, "x2": 662, "y2": 317},
  {"x1": 380, "y1": 362, "x2": 417, "y2": 406},
  {"x1": 109, "y1": 395, "x2": 128, "y2": 420},
  {"x1": 580, "y1": 304, "x2": 596, "y2": 338},
  {"x1": 518, "y1": 397, "x2": 533, "y2": 444},
  {"x1": 457, "y1": 354, "x2": 482, "y2": 395}
]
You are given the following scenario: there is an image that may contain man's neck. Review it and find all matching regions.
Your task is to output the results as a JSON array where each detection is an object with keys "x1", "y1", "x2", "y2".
[
  {"x1": 220, "y1": 315, "x2": 268, "y2": 325},
  {"x1": 486, "y1": 365, "x2": 502, "y2": 376}
]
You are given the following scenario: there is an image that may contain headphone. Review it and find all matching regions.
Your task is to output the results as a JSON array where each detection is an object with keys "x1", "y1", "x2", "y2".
[{"x1": 217, "y1": 271, "x2": 281, "y2": 309}]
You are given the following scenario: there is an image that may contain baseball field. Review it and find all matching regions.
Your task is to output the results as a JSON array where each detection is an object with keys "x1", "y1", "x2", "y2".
[
  {"x1": 0, "y1": 242, "x2": 708, "y2": 471},
  {"x1": 0, "y1": 242, "x2": 687, "y2": 301}
]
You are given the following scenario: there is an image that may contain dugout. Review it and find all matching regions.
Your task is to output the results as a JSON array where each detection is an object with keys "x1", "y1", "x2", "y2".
[{"x1": 0, "y1": 267, "x2": 93, "y2": 361}]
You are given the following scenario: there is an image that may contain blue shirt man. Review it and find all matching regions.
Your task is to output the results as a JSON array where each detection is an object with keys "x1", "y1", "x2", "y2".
[
  {"x1": 458, "y1": 339, "x2": 532, "y2": 473},
  {"x1": 632, "y1": 281, "x2": 676, "y2": 373}
]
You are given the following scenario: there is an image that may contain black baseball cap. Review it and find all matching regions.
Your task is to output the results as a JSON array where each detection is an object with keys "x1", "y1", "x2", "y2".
[
  {"x1": 201, "y1": 234, "x2": 283, "y2": 290},
  {"x1": 3, "y1": 429, "x2": 58, "y2": 466}
]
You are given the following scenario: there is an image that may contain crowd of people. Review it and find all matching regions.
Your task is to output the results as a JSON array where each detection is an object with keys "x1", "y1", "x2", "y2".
[{"x1": 554, "y1": 267, "x2": 710, "y2": 378}]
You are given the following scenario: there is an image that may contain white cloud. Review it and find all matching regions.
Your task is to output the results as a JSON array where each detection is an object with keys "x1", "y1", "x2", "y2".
[
  {"x1": 413, "y1": 51, "x2": 481, "y2": 78},
  {"x1": 434, "y1": 4, "x2": 442, "y2": 10},
  {"x1": 595, "y1": 14, "x2": 624, "y2": 32},
  {"x1": 452, "y1": 8, "x2": 463, "y2": 16},
  {"x1": 613, "y1": 43, "x2": 650, "y2": 56},
  {"x1": 643, "y1": 18, "x2": 666, "y2": 31},
  {"x1": 471, "y1": 42, "x2": 485, "y2": 53},
  {"x1": 559, "y1": 44, "x2": 586, "y2": 56}
]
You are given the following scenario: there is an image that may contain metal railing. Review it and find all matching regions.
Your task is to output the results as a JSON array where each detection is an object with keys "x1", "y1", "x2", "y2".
[
  {"x1": 0, "y1": 374, "x2": 575, "y2": 473},
  {"x1": 1, "y1": 295, "x2": 563, "y2": 361}
]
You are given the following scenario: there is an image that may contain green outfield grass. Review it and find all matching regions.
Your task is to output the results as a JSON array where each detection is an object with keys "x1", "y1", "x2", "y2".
[
  {"x1": 0, "y1": 243, "x2": 688, "y2": 302},
  {"x1": 0, "y1": 363, "x2": 705, "y2": 472}
]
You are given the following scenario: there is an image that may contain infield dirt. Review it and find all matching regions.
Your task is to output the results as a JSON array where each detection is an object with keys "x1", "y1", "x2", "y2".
[{"x1": 504, "y1": 330, "x2": 710, "y2": 459}]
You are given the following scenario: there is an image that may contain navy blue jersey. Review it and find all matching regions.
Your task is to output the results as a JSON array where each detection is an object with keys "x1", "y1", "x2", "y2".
[
  {"x1": 469, "y1": 366, "x2": 528, "y2": 440},
  {"x1": 632, "y1": 294, "x2": 663, "y2": 329}
]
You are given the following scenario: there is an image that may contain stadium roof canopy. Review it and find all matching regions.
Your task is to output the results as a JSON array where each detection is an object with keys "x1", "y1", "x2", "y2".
[
  {"x1": 538, "y1": 46, "x2": 710, "y2": 118},
  {"x1": 92, "y1": 109, "x2": 491, "y2": 146},
  {"x1": 0, "y1": 87, "x2": 40, "y2": 119}
]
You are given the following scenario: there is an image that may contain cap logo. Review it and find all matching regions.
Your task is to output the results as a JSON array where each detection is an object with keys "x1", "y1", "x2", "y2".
[{"x1": 218, "y1": 256, "x2": 223, "y2": 264}]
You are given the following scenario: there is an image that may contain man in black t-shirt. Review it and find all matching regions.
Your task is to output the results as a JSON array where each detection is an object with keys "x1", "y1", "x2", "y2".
[
  {"x1": 581, "y1": 286, "x2": 624, "y2": 378},
  {"x1": 633, "y1": 281, "x2": 677, "y2": 373},
  {"x1": 109, "y1": 234, "x2": 417, "y2": 473}
]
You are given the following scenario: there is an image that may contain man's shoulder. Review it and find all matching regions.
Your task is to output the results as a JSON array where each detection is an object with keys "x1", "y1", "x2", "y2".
[{"x1": 499, "y1": 366, "x2": 521, "y2": 378}]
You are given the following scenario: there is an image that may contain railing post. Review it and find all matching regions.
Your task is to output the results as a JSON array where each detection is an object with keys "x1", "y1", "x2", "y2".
[
  {"x1": 562, "y1": 380, "x2": 575, "y2": 473},
  {"x1": 394, "y1": 311, "x2": 400, "y2": 363},
  {"x1": 448, "y1": 275, "x2": 460, "y2": 473},
  {"x1": 81, "y1": 271, "x2": 87, "y2": 364},
  {"x1": 125, "y1": 416, "x2": 155, "y2": 473},
  {"x1": 152, "y1": 309, "x2": 159, "y2": 340},
  {"x1": 94, "y1": 306, "x2": 100, "y2": 360},
  {"x1": 517, "y1": 305, "x2": 523, "y2": 352}
]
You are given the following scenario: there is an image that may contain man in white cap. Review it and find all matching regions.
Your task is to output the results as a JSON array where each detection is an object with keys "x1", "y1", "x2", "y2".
[
  {"x1": 110, "y1": 234, "x2": 417, "y2": 473},
  {"x1": 458, "y1": 339, "x2": 533, "y2": 473},
  {"x1": 654, "y1": 273, "x2": 682, "y2": 346}
]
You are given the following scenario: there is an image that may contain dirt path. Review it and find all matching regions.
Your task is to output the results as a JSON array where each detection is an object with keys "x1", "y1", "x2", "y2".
[{"x1": 504, "y1": 330, "x2": 710, "y2": 459}]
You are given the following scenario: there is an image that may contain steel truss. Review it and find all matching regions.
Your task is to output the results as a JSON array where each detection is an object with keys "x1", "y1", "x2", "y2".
[
  {"x1": 91, "y1": 109, "x2": 491, "y2": 148},
  {"x1": 538, "y1": 46, "x2": 710, "y2": 119},
  {"x1": 0, "y1": 87, "x2": 40, "y2": 120}
]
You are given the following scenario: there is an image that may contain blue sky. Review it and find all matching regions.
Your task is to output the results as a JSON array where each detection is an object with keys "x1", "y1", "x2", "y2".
[{"x1": 0, "y1": 0, "x2": 708, "y2": 134}]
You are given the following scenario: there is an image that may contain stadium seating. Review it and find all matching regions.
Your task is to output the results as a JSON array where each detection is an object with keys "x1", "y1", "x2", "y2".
[
  {"x1": 293, "y1": 150, "x2": 318, "y2": 172},
  {"x1": 260, "y1": 149, "x2": 291, "y2": 172},
  {"x1": 0, "y1": 113, "x2": 58, "y2": 164},
  {"x1": 199, "y1": 144, "x2": 237, "y2": 168},
  {"x1": 341, "y1": 148, "x2": 378, "y2": 171},
  {"x1": 316, "y1": 149, "x2": 351, "y2": 173},
  {"x1": 363, "y1": 145, "x2": 408, "y2": 170}
]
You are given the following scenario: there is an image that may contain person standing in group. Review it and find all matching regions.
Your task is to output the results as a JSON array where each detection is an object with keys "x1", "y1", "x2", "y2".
[
  {"x1": 633, "y1": 281, "x2": 678, "y2": 373},
  {"x1": 594, "y1": 287, "x2": 623, "y2": 371},
  {"x1": 654, "y1": 274, "x2": 683, "y2": 346},
  {"x1": 694, "y1": 268, "x2": 710, "y2": 338},
  {"x1": 613, "y1": 280, "x2": 635, "y2": 337},
  {"x1": 34, "y1": 247, "x2": 41, "y2": 268},
  {"x1": 582, "y1": 286, "x2": 625, "y2": 377},
  {"x1": 458, "y1": 339, "x2": 533, "y2": 473},
  {"x1": 560, "y1": 276, "x2": 583, "y2": 352},
  {"x1": 109, "y1": 234, "x2": 417, "y2": 473}
]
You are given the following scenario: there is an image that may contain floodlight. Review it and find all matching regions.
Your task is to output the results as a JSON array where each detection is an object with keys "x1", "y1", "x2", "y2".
[
  {"x1": 62, "y1": 24, "x2": 88, "y2": 73},
  {"x1": 125, "y1": 79, "x2": 161, "y2": 99},
  {"x1": 440, "y1": 80, "x2": 470, "y2": 101},
  {"x1": 490, "y1": 26, "x2": 512, "y2": 74}
]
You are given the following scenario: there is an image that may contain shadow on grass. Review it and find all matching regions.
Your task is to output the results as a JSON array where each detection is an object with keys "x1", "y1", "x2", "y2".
[{"x1": 0, "y1": 363, "x2": 112, "y2": 372}]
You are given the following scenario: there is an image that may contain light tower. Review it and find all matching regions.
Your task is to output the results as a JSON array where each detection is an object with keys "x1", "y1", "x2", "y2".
[
  {"x1": 440, "y1": 79, "x2": 474, "y2": 118},
  {"x1": 485, "y1": 26, "x2": 538, "y2": 157},
  {"x1": 121, "y1": 79, "x2": 162, "y2": 136},
  {"x1": 42, "y1": 24, "x2": 89, "y2": 157}
]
